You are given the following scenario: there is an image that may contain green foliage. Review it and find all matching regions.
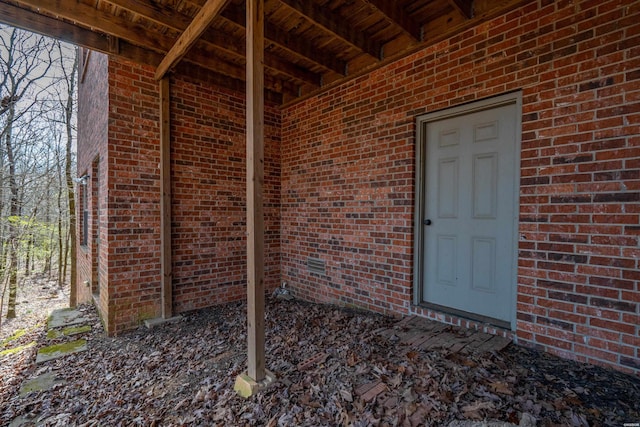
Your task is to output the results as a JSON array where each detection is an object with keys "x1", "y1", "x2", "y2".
[{"x1": 0, "y1": 214, "x2": 60, "y2": 260}]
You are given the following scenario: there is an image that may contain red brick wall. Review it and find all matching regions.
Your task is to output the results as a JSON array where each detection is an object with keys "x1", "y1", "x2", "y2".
[
  {"x1": 281, "y1": 0, "x2": 639, "y2": 374},
  {"x1": 76, "y1": 49, "x2": 109, "y2": 321},
  {"x1": 170, "y1": 75, "x2": 281, "y2": 313},
  {"x1": 106, "y1": 58, "x2": 163, "y2": 333},
  {"x1": 78, "y1": 56, "x2": 281, "y2": 334}
]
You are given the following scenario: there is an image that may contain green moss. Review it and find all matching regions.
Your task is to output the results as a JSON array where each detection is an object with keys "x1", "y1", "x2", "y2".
[
  {"x1": 0, "y1": 341, "x2": 36, "y2": 357},
  {"x1": 47, "y1": 330, "x2": 62, "y2": 339},
  {"x1": 1, "y1": 324, "x2": 41, "y2": 348},
  {"x1": 137, "y1": 310, "x2": 157, "y2": 323},
  {"x1": 38, "y1": 339, "x2": 87, "y2": 356},
  {"x1": 1, "y1": 328, "x2": 27, "y2": 347},
  {"x1": 62, "y1": 325, "x2": 92, "y2": 336}
]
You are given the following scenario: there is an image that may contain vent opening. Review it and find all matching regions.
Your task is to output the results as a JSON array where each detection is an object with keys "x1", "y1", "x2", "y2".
[{"x1": 307, "y1": 257, "x2": 326, "y2": 275}]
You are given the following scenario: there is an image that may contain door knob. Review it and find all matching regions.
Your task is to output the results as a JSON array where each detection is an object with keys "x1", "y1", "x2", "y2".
[{"x1": 423, "y1": 219, "x2": 432, "y2": 226}]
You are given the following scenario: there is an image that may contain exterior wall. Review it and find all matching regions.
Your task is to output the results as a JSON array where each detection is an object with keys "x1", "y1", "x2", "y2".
[
  {"x1": 78, "y1": 56, "x2": 282, "y2": 334},
  {"x1": 281, "y1": 0, "x2": 639, "y2": 374},
  {"x1": 170, "y1": 75, "x2": 281, "y2": 313},
  {"x1": 76, "y1": 50, "x2": 109, "y2": 322},
  {"x1": 106, "y1": 58, "x2": 163, "y2": 333}
]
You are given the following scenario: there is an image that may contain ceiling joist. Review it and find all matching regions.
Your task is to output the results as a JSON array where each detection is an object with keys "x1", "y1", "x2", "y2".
[
  {"x1": 219, "y1": 3, "x2": 347, "y2": 76},
  {"x1": 0, "y1": 1, "x2": 158, "y2": 66},
  {"x1": 448, "y1": 0, "x2": 474, "y2": 19},
  {"x1": 104, "y1": 0, "x2": 318, "y2": 87},
  {"x1": 366, "y1": 0, "x2": 423, "y2": 41},
  {"x1": 155, "y1": 0, "x2": 230, "y2": 80},
  {"x1": 0, "y1": 0, "x2": 528, "y2": 104},
  {"x1": 278, "y1": 0, "x2": 383, "y2": 60}
]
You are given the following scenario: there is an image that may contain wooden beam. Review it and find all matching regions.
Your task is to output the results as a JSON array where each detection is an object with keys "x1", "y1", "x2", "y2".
[
  {"x1": 245, "y1": 0, "x2": 266, "y2": 383},
  {"x1": 278, "y1": 0, "x2": 382, "y2": 60},
  {"x1": 448, "y1": 0, "x2": 474, "y2": 19},
  {"x1": 159, "y1": 77, "x2": 172, "y2": 319},
  {"x1": 284, "y1": 0, "x2": 529, "y2": 107},
  {"x1": 1, "y1": 0, "x2": 294, "y2": 97},
  {"x1": 219, "y1": 3, "x2": 346, "y2": 76},
  {"x1": 155, "y1": 0, "x2": 230, "y2": 80},
  {"x1": 366, "y1": 0, "x2": 422, "y2": 41},
  {"x1": 104, "y1": 0, "x2": 320, "y2": 85},
  {"x1": 104, "y1": 0, "x2": 193, "y2": 30},
  {"x1": 12, "y1": 0, "x2": 170, "y2": 54},
  {"x1": 0, "y1": 1, "x2": 161, "y2": 66}
]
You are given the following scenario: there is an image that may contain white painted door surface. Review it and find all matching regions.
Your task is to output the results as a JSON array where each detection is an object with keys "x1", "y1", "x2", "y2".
[{"x1": 422, "y1": 103, "x2": 517, "y2": 322}]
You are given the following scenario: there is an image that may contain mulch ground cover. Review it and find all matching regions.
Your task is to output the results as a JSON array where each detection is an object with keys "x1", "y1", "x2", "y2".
[{"x1": 1, "y1": 298, "x2": 639, "y2": 426}]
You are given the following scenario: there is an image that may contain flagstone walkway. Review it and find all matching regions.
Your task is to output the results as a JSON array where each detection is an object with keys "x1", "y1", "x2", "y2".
[{"x1": 20, "y1": 308, "x2": 91, "y2": 393}]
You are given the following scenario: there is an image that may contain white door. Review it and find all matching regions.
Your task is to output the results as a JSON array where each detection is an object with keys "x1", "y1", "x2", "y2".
[{"x1": 420, "y1": 101, "x2": 518, "y2": 323}]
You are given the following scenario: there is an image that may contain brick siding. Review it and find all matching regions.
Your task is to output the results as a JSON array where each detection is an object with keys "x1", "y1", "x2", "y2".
[
  {"x1": 78, "y1": 0, "x2": 638, "y2": 374},
  {"x1": 77, "y1": 56, "x2": 281, "y2": 334},
  {"x1": 76, "y1": 49, "x2": 109, "y2": 322},
  {"x1": 170, "y1": 74, "x2": 281, "y2": 313},
  {"x1": 281, "y1": 0, "x2": 639, "y2": 375}
]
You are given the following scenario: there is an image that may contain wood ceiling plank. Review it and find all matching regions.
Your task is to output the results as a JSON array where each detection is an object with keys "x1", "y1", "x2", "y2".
[
  {"x1": 448, "y1": 0, "x2": 474, "y2": 19},
  {"x1": 0, "y1": 1, "x2": 159, "y2": 65},
  {"x1": 0, "y1": 1, "x2": 294, "y2": 99},
  {"x1": 103, "y1": 0, "x2": 193, "y2": 30},
  {"x1": 12, "y1": 0, "x2": 173, "y2": 53},
  {"x1": 284, "y1": 0, "x2": 529, "y2": 107},
  {"x1": 103, "y1": 0, "x2": 319, "y2": 86},
  {"x1": 155, "y1": 0, "x2": 231, "y2": 80},
  {"x1": 265, "y1": 22, "x2": 346, "y2": 76},
  {"x1": 278, "y1": 0, "x2": 382, "y2": 60},
  {"x1": 366, "y1": 0, "x2": 422, "y2": 41},
  {"x1": 220, "y1": 3, "x2": 346, "y2": 76}
]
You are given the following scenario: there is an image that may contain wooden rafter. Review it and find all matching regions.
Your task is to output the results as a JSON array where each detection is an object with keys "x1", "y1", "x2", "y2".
[
  {"x1": 0, "y1": 1, "x2": 159, "y2": 66},
  {"x1": 219, "y1": 3, "x2": 347, "y2": 76},
  {"x1": 3, "y1": 0, "x2": 298, "y2": 96},
  {"x1": 366, "y1": 0, "x2": 422, "y2": 41},
  {"x1": 278, "y1": 0, "x2": 382, "y2": 60},
  {"x1": 448, "y1": 0, "x2": 474, "y2": 19},
  {"x1": 155, "y1": 0, "x2": 230, "y2": 80},
  {"x1": 0, "y1": 0, "x2": 529, "y2": 102},
  {"x1": 11, "y1": 0, "x2": 170, "y2": 53},
  {"x1": 104, "y1": 0, "x2": 318, "y2": 86},
  {"x1": 0, "y1": 5, "x2": 291, "y2": 101}
]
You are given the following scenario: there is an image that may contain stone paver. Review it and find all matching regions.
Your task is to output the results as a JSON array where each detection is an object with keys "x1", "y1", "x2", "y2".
[
  {"x1": 47, "y1": 308, "x2": 91, "y2": 329},
  {"x1": 19, "y1": 371, "x2": 63, "y2": 396},
  {"x1": 36, "y1": 339, "x2": 87, "y2": 364}
]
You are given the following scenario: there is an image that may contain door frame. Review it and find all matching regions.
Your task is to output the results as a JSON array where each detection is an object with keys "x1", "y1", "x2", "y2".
[{"x1": 412, "y1": 92, "x2": 522, "y2": 330}]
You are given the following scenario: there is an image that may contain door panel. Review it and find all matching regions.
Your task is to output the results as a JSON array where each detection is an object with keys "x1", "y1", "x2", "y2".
[{"x1": 421, "y1": 102, "x2": 517, "y2": 323}]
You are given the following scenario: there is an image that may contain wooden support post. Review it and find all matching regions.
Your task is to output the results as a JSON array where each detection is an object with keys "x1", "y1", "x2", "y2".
[
  {"x1": 160, "y1": 76, "x2": 172, "y2": 319},
  {"x1": 246, "y1": 0, "x2": 265, "y2": 382},
  {"x1": 234, "y1": 0, "x2": 275, "y2": 398}
]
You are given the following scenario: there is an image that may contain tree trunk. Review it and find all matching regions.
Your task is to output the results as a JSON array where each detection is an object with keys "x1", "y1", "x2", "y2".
[
  {"x1": 24, "y1": 207, "x2": 37, "y2": 277},
  {"x1": 64, "y1": 48, "x2": 78, "y2": 306},
  {"x1": 57, "y1": 183, "x2": 63, "y2": 287},
  {"x1": 5, "y1": 103, "x2": 19, "y2": 319},
  {"x1": 25, "y1": 232, "x2": 32, "y2": 277}
]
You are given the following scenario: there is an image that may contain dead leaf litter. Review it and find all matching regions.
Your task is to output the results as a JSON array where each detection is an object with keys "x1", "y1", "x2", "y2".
[{"x1": 1, "y1": 298, "x2": 639, "y2": 426}]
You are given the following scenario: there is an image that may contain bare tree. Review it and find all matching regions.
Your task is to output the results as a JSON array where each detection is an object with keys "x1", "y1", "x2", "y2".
[
  {"x1": 56, "y1": 43, "x2": 78, "y2": 305},
  {"x1": 0, "y1": 25, "x2": 76, "y2": 323}
]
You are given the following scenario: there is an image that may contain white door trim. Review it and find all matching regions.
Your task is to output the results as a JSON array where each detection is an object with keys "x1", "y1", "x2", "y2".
[{"x1": 413, "y1": 92, "x2": 522, "y2": 330}]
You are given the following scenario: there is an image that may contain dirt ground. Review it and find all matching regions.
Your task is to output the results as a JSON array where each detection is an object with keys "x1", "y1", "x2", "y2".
[
  {"x1": 0, "y1": 273, "x2": 69, "y2": 342},
  {"x1": 1, "y1": 291, "x2": 639, "y2": 426}
]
